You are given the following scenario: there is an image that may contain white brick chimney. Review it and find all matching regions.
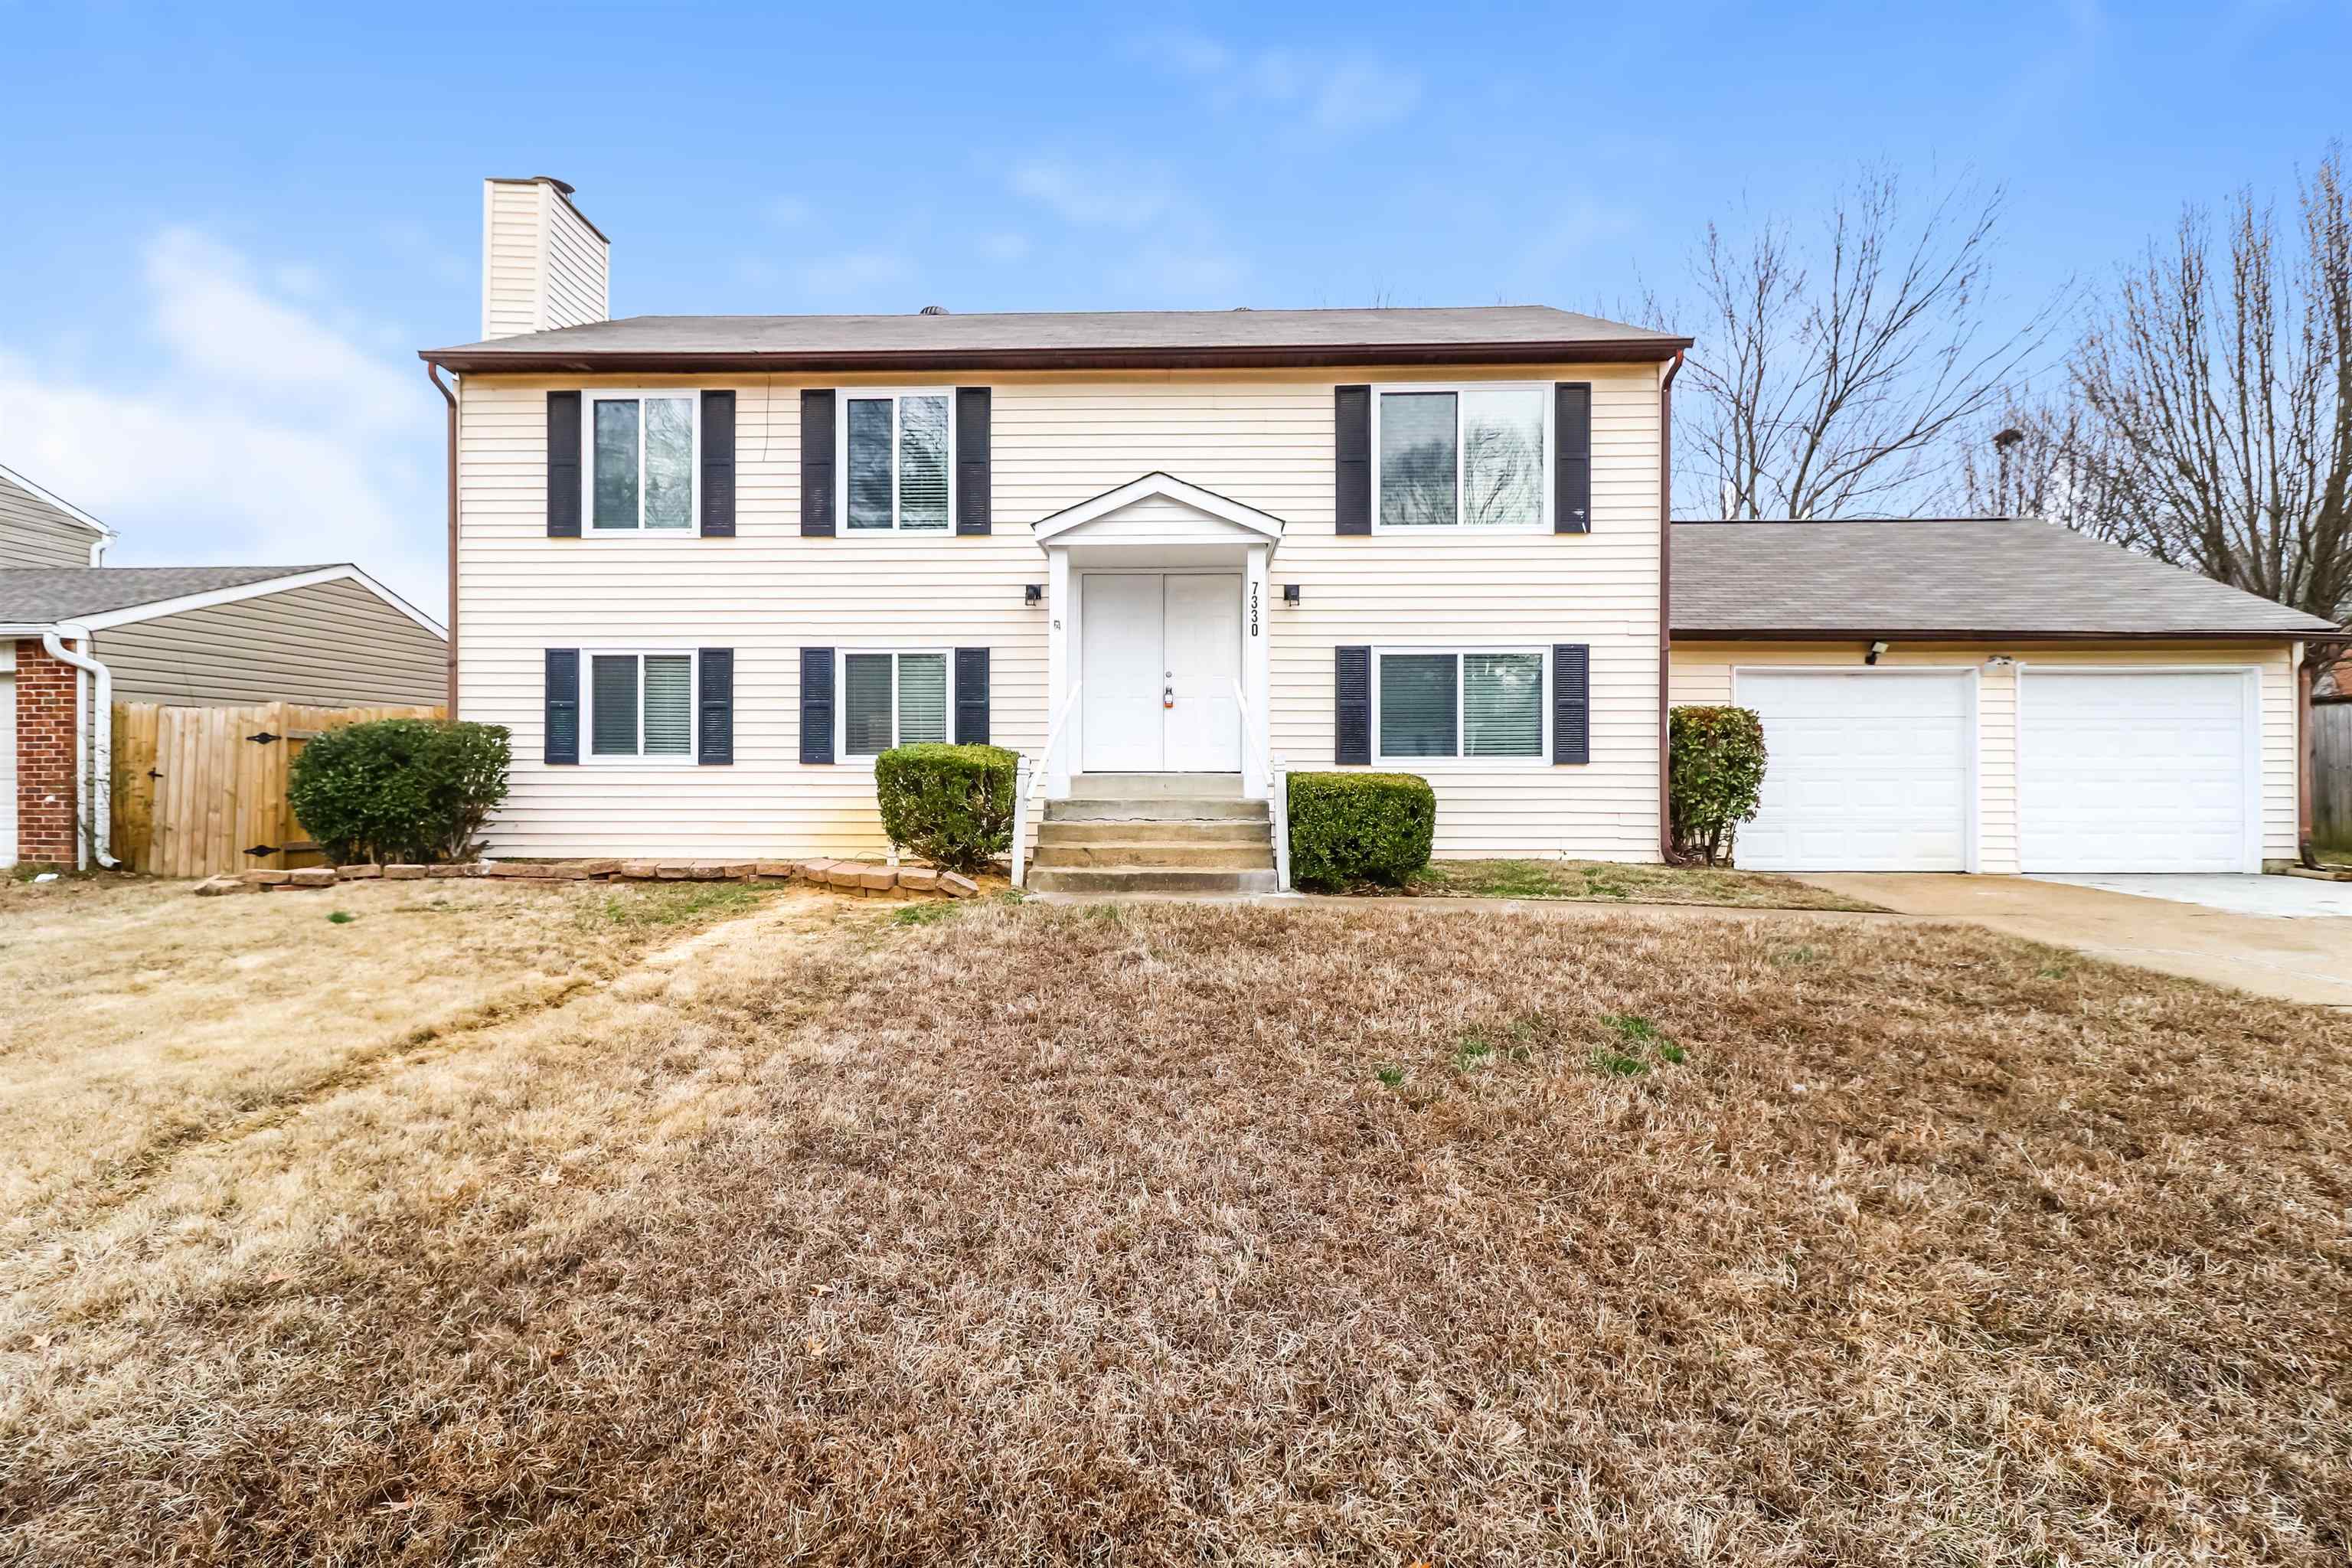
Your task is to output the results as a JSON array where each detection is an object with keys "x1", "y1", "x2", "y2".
[{"x1": 480, "y1": 176, "x2": 609, "y2": 339}]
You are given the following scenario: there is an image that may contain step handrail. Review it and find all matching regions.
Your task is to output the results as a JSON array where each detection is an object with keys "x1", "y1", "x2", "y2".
[{"x1": 1011, "y1": 681, "x2": 1082, "y2": 890}]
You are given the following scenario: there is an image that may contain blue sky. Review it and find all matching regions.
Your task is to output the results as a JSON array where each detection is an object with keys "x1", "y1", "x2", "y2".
[{"x1": 1, "y1": 0, "x2": 2345, "y2": 607}]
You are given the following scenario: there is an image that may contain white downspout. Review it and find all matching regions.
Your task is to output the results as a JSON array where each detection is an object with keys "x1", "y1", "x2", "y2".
[{"x1": 41, "y1": 623, "x2": 118, "y2": 869}]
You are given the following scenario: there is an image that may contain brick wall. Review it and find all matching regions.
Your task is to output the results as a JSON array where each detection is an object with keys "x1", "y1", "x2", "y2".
[{"x1": 14, "y1": 637, "x2": 80, "y2": 867}]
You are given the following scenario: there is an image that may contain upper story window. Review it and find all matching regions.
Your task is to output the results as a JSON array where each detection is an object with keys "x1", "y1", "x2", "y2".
[
  {"x1": 842, "y1": 390, "x2": 952, "y2": 532},
  {"x1": 590, "y1": 392, "x2": 697, "y2": 531},
  {"x1": 1375, "y1": 384, "x2": 1549, "y2": 531}
]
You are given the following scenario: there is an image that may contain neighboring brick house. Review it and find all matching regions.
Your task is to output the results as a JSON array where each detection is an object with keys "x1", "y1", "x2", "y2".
[{"x1": 0, "y1": 465, "x2": 446, "y2": 869}]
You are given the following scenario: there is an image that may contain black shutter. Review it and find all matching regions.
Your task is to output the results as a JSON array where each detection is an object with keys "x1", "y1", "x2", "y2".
[
  {"x1": 801, "y1": 390, "x2": 835, "y2": 537},
  {"x1": 956, "y1": 387, "x2": 991, "y2": 536},
  {"x1": 1334, "y1": 385, "x2": 1371, "y2": 536},
  {"x1": 1555, "y1": 382, "x2": 1592, "y2": 534},
  {"x1": 1553, "y1": 643, "x2": 1590, "y2": 765},
  {"x1": 799, "y1": 647, "x2": 835, "y2": 763},
  {"x1": 547, "y1": 392, "x2": 581, "y2": 537},
  {"x1": 701, "y1": 390, "x2": 736, "y2": 537},
  {"x1": 954, "y1": 648, "x2": 990, "y2": 743},
  {"x1": 1334, "y1": 645, "x2": 1371, "y2": 765},
  {"x1": 544, "y1": 648, "x2": 580, "y2": 764},
  {"x1": 697, "y1": 648, "x2": 733, "y2": 765}
]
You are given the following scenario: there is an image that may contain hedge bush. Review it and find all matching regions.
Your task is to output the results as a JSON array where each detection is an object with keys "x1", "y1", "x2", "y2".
[
  {"x1": 874, "y1": 743, "x2": 1016, "y2": 875},
  {"x1": 1287, "y1": 771, "x2": 1436, "y2": 890},
  {"x1": 288, "y1": 717, "x2": 511, "y2": 865},
  {"x1": 1668, "y1": 704, "x2": 1768, "y2": 866}
]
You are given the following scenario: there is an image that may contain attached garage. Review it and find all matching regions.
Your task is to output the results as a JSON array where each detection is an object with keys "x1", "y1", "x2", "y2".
[
  {"x1": 1733, "y1": 670, "x2": 1972, "y2": 871},
  {"x1": 2017, "y1": 668, "x2": 2257, "y2": 874},
  {"x1": 1669, "y1": 519, "x2": 2335, "y2": 876}
]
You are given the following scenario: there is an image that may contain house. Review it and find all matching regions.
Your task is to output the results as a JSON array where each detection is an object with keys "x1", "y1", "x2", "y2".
[
  {"x1": 0, "y1": 464, "x2": 447, "y2": 869},
  {"x1": 419, "y1": 176, "x2": 2337, "y2": 887}
]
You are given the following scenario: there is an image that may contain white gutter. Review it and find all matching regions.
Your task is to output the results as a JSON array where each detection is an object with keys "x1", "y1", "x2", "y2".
[{"x1": 40, "y1": 623, "x2": 119, "y2": 869}]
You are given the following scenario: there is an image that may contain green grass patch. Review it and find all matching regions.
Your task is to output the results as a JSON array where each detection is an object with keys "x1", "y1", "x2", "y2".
[
  {"x1": 892, "y1": 902, "x2": 961, "y2": 926},
  {"x1": 1590, "y1": 1048, "x2": 1648, "y2": 1076},
  {"x1": 1375, "y1": 1066, "x2": 1406, "y2": 1087},
  {"x1": 326, "y1": 910, "x2": 357, "y2": 925},
  {"x1": 593, "y1": 883, "x2": 761, "y2": 930}
]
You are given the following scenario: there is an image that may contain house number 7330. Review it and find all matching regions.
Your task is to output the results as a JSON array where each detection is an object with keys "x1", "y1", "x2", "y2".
[{"x1": 1249, "y1": 581, "x2": 1260, "y2": 636}]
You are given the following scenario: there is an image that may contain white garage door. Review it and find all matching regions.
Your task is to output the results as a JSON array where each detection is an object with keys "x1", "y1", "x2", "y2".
[
  {"x1": 1733, "y1": 671, "x2": 1972, "y2": 871},
  {"x1": 1, "y1": 669, "x2": 15, "y2": 867},
  {"x1": 2018, "y1": 669, "x2": 2252, "y2": 873}
]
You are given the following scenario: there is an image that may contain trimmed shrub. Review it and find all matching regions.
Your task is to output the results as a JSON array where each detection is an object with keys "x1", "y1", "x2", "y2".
[
  {"x1": 288, "y1": 717, "x2": 511, "y2": 865},
  {"x1": 1669, "y1": 705, "x2": 1768, "y2": 867},
  {"x1": 874, "y1": 743, "x2": 1017, "y2": 875},
  {"x1": 1287, "y1": 772, "x2": 1436, "y2": 890}
]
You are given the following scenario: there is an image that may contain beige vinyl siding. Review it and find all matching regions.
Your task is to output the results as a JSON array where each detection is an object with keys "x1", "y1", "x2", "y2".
[
  {"x1": 482, "y1": 180, "x2": 609, "y2": 341},
  {"x1": 481, "y1": 181, "x2": 544, "y2": 340},
  {"x1": 541, "y1": 191, "x2": 608, "y2": 331},
  {"x1": 0, "y1": 472, "x2": 100, "y2": 567},
  {"x1": 459, "y1": 365, "x2": 1663, "y2": 861},
  {"x1": 1668, "y1": 639, "x2": 2300, "y2": 871},
  {"x1": 96, "y1": 578, "x2": 446, "y2": 707}
]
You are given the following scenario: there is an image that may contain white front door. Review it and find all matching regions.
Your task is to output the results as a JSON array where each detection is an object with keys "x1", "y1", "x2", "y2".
[
  {"x1": 2017, "y1": 669, "x2": 2254, "y2": 873},
  {"x1": 1080, "y1": 573, "x2": 1242, "y2": 772},
  {"x1": 1734, "y1": 670, "x2": 1974, "y2": 871}
]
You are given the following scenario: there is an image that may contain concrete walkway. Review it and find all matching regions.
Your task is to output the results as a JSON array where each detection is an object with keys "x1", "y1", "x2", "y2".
[{"x1": 1799, "y1": 873, "x2": 2352, "y2": 1009}]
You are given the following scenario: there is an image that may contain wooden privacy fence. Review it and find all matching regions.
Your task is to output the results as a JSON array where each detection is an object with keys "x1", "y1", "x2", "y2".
[
  {"x1": 2319, "y1": 696, "x2": 2352, "y2": 855},
  {"x1": 112, "y1": 702, "x2": 443, "y2": 877}
]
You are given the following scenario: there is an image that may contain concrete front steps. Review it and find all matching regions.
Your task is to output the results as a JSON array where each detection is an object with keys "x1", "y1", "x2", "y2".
[{"x1": 1029, "y1": 774, "x2": 1276, "y2": 894}]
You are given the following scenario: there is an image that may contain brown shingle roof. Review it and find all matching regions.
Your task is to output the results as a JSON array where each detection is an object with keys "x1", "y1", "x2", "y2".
[
  {"x1": 1671, "y1": 518, "x2": 2339, "y2": 639},
  {"x1": 0, "y1": 567, "x2": 335, "y2": 625},
  {"x1": 421, "y1": 305, "x2": 1689, "y2": 373}
]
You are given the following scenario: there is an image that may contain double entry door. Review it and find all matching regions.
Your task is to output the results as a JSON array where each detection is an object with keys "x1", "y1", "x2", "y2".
[{"x1": 1080, "y1": 573, "x2": 1242, "y2": 772}]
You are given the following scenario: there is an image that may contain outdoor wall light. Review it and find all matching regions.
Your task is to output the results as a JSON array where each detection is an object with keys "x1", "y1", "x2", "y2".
[
  {"x1": 1864, "y1": 639, "x2": 1890, "y2": 665},
  {"x1": 1282, "y1": 583, "x2": 1302, "y2": 605},
  {"x1": 1024, "y1": 583, "x2": 1044, "y2": 606}
]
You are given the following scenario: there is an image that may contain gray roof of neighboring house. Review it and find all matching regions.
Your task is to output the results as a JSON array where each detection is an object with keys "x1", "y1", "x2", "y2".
[
  {"x1": 0, "y1": 567, "x2": 333, "y2": 626},
  {"x1": 1672, "y1": 518, "x2": 2341, "y2": 639},
  {"x1": 421, "y1": 305, "x2": 1690, "y2": 372}
]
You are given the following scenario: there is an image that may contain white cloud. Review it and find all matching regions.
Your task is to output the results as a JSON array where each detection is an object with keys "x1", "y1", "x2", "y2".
[
  {"x1": 1010, "y1": 162, "x2": 1174, "y2": 230},
  {"x1": 0, "y1": 229, "x2": 442, "y2": 607},
  {"x1": 1133, "y1": 31, "x2": 1421, "y2": 134},
  {"x1": 792, "y1": 250, "x2": 917, "y2": 299}
]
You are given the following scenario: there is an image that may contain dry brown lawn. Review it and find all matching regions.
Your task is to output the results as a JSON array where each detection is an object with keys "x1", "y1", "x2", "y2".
[
  {"x1": 1404, "y1": 858, "x2": 1883, "y2": 910},
  {"x1": 2, "y1": 882, "x2": 2348, "y2": 1564}
]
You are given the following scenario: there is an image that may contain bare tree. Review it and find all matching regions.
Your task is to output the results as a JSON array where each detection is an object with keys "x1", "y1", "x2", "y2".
[
  {"x1": 2063, "y1": 145, "x2": 2352, "y2": 642},
  {"x1": 1954, "y1": 387, "x2": 2135, "y2": 530},
  {"x1": 1658, "y1": 165, "x2": 2055, "y2": 519}
]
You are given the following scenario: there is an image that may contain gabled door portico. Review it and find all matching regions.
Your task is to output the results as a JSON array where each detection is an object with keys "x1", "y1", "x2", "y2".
[{"x1": 1034, "y1": 473, "x2": 1282, "y2": 800}]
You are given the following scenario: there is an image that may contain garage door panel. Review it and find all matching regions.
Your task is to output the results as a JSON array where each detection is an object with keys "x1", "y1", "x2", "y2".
[
  {"x1": 2018, "y1": 670, "x2": 2250, "y2": 874},
  {"x1": 1736, "y1": 671, "x2": 1972, "y2": 872}
]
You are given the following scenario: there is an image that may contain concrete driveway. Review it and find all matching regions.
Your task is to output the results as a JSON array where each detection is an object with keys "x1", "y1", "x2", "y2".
[{"x1": 1798, "y1": 873, "x2": 2352, "y2": 1008}]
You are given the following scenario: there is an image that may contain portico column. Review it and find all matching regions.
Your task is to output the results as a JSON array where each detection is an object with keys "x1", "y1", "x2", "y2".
[
  {"x1": 1046, "y1": 546, "x2": 1073, "y2": 798},
  {"x1": 1243, "y1": 543, "x2": 1272, "y2": 799}
]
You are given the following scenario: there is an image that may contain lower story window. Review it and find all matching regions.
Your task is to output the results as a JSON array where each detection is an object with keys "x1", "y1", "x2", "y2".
[
  {"x1": 1377, "y1": 649, "x2": 1546, "y2": 762},
  {"x1": 841, "y1": 651, "x2": 949, "y2": 756},
  {"x1": 590, "y1": 652, "x2": 695, "y2": 759}
]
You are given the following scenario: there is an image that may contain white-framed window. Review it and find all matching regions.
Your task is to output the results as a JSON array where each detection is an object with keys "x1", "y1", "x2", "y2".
[
  {"x1": 838, "y1": 389, "x2": 954, "y2": 532},
  {"x1": 839, "y1": 650, "x2": 952, "y2": 757},
  {"x1": 1374, "y1": 648, "x2": 1548, "y2": 764},
  {"x1": 588, "y1": 390, "x2": 698, "y2": 533},
  {"x1": 1372, "y1": 384, "x2": 1550, "y2": 531},
  {"x1": 585, "y1": 650, "x2": 698, "y2": 762}
]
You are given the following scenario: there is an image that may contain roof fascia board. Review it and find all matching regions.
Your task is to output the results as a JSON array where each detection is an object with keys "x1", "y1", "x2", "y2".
[
  {"x1": 0, "y1": 463, "x2": 116, "y2": 538},
  {"x1": 420, "y1": 338, "x2": 1694, "y2": 375},
  {"x1": 71, "y1": 565, "x2": 449, "y2": 637}
]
